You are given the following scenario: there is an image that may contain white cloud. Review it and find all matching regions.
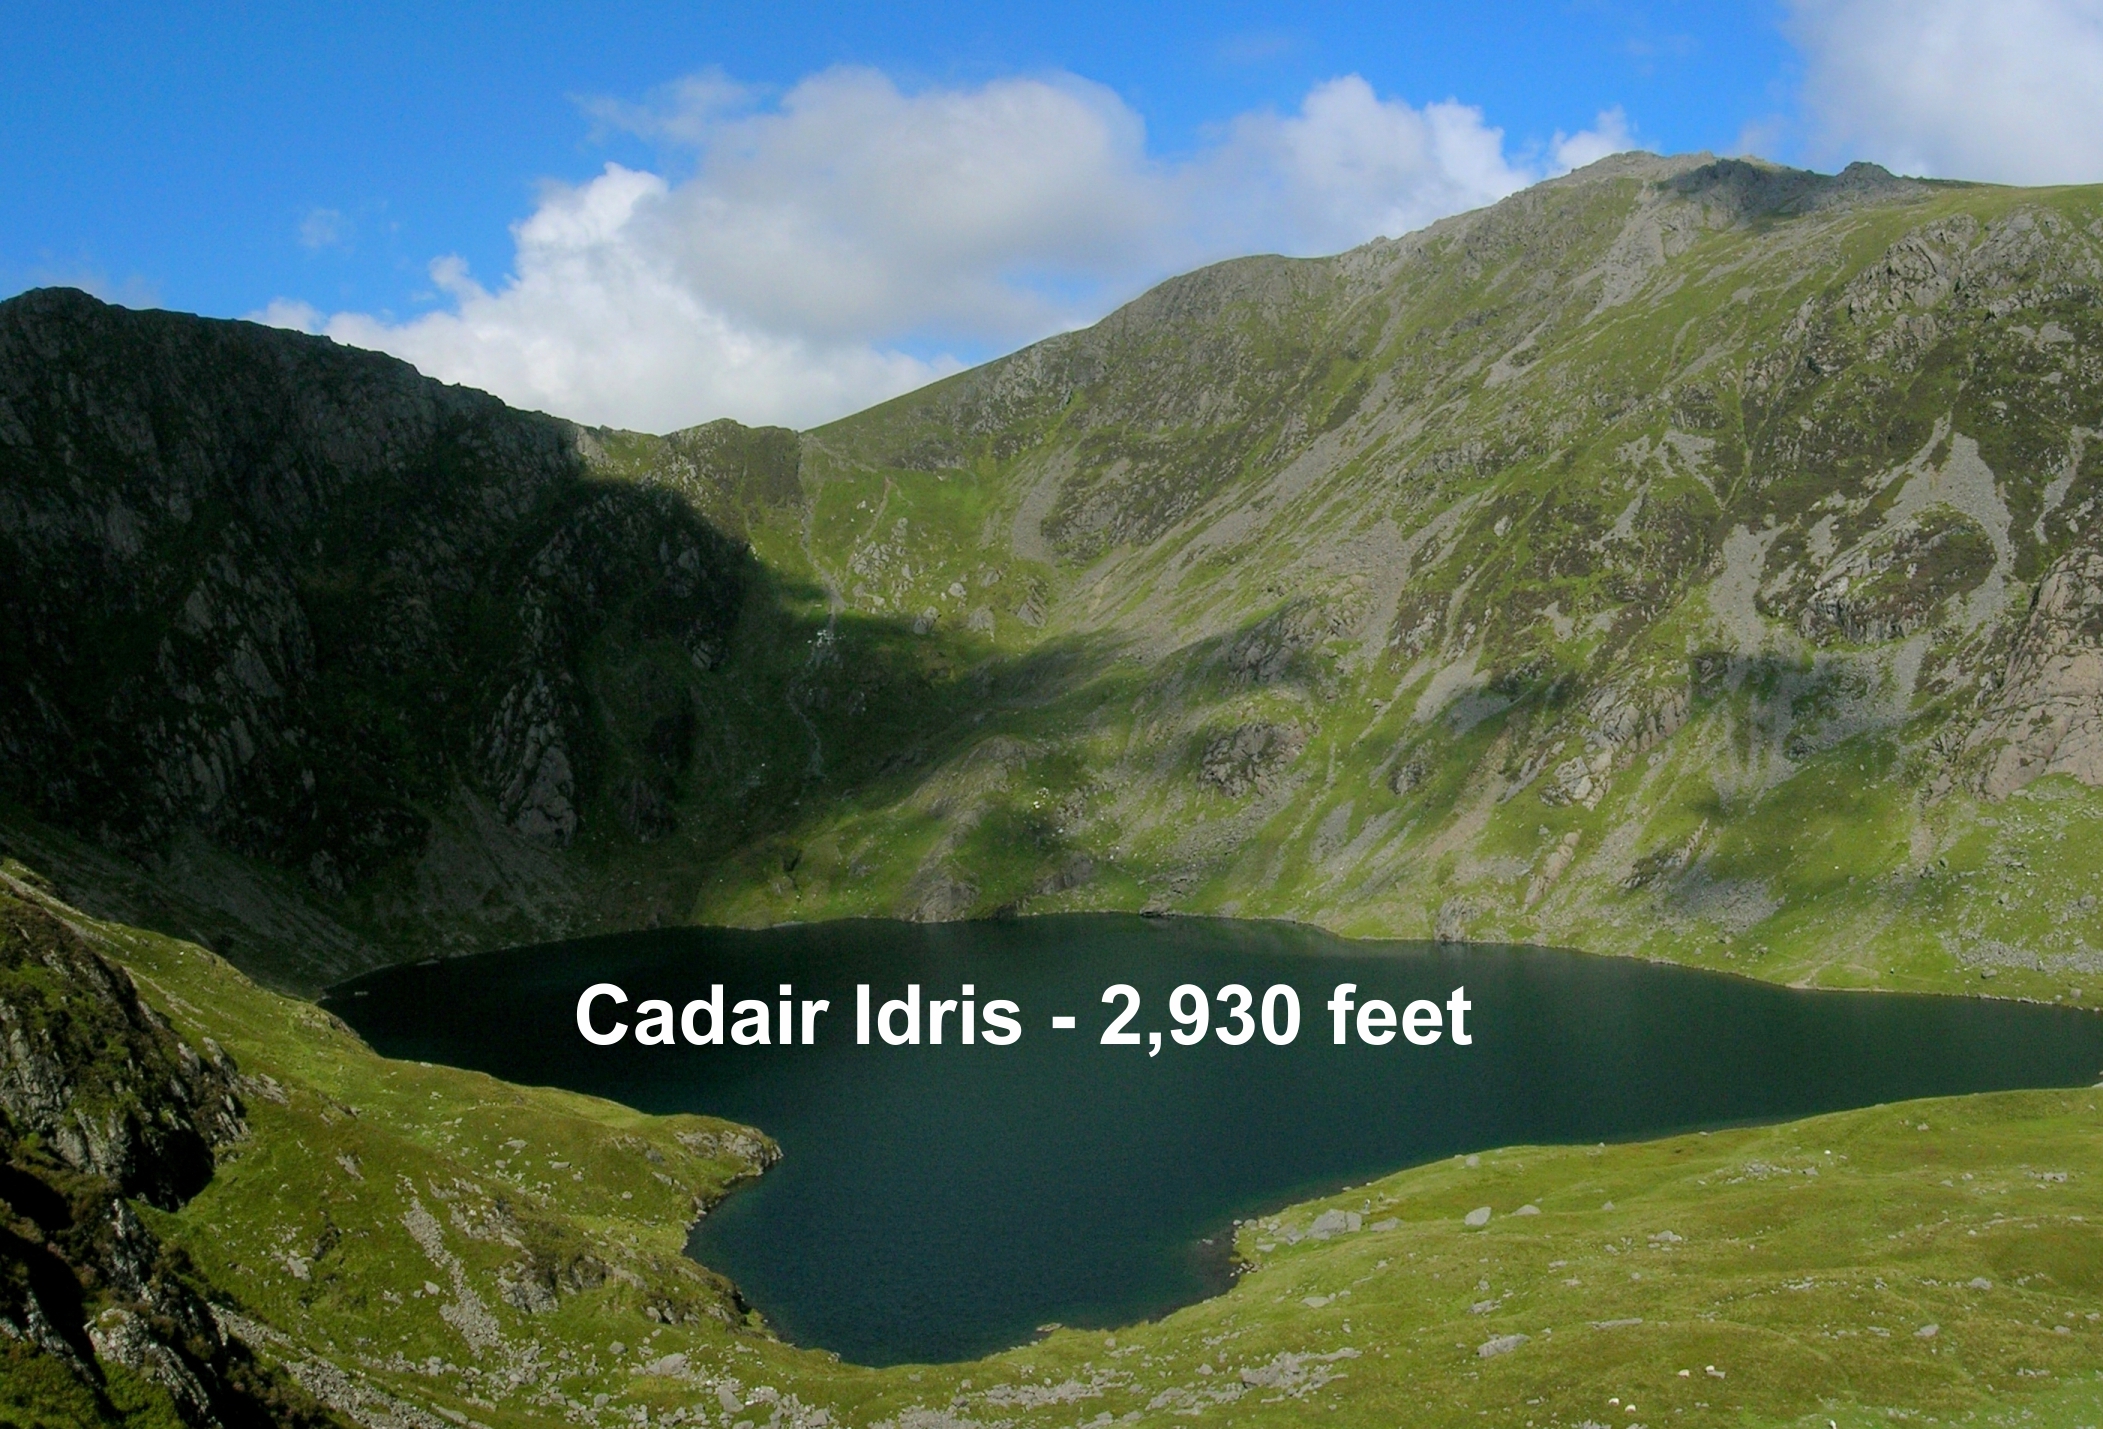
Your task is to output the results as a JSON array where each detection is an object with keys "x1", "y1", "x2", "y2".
[
  {"x1": 635, "y1": 68, "x2": 1169, "y2": 344},
  {"x1": 252, "y1": 298, "x2": 323, "y2": 331},
  {"x1": 263, "y1": 68, "x2": 1634, "y2": 432},
  {"x1": 1552, "y1": 107, "x2": 1637, "y2": 173},
  {"x1": 1193, "y1": 78, "x2": 1535, "y2": 256},
  {"x1": 1789, "y1": 0, "x2": 2103, "y2": 184},
  {"x1": 309, "y1": 165, "x2": 953, "y2": 433}
]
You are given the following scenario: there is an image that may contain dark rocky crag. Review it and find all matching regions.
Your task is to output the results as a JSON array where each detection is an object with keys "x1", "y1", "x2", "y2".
[{"x1": 0, "y1": 291, "x2": 754, "y2": 983}]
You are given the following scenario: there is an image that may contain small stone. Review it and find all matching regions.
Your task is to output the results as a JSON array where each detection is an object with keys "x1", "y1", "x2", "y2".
[
  {"x1": 1464, "y1": 1206, "x2": 1493, "y2": 1228},
  {"x1": 1476, "y1": 1333, "x2": 1528, "y2": 1358}
]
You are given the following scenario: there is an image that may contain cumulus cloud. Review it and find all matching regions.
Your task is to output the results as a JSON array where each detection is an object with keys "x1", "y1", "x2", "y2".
[
  {"x1": 266, "y1": 68, "x2": 1633, "y2": 432},
  {"x1": 618, "y1": 68, "x2": 1169, "y2": 344},
  {"x1": 1192, "y1": 78, "x2": 1534, "y2": 256},
  {"x1": 302, "y1": 166, "x2": 952, "y2": 433},
  {"x1": 1789, "y1": 0, "x2": 2103, "y2": 184},
  {"x1": 1552, "y1": 107, "x2": 1638, "y2": 173}
]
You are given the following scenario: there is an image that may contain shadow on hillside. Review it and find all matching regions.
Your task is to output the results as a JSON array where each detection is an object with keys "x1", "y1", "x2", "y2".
[{"x1": 665, "y1": 551, "x2": 1148, "y2": 909}]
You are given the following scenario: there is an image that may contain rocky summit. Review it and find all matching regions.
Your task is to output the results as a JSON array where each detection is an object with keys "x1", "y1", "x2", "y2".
[{"x1": 4, "y1": 152, "x2": 2103, "y2": 1006}]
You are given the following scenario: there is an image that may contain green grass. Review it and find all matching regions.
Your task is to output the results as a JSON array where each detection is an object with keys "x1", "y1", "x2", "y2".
[{"x1": 0, "y1": 1348, "x2": 191, "y2": 1429}]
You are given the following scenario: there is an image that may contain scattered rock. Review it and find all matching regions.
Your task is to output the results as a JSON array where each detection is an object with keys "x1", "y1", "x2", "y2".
[
  {"x1": 1307, "y1": 1209, "x2": 1362, "y2": 1238},
  {"x1": 1525, "y1": 832, "x2": 1582, "y2": 908}
]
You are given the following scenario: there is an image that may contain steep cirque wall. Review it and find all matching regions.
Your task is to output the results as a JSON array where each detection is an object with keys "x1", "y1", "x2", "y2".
[{"x1": 0, "y1": 291, "x2": 757, "y2": 984}]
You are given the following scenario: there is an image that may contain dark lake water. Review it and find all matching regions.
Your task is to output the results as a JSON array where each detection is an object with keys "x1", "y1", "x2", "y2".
[{"x1": 324, "y1": 915, "x2": 2103, "y2": 1367}]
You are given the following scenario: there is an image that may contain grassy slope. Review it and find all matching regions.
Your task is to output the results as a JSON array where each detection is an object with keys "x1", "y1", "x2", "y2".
[
  {"x1": 8, "y1": 868, "x2": 2103, "y2": 1427},
  {"x1": 549, "y1": 167, "x2": 2103, "y2": 1021}
]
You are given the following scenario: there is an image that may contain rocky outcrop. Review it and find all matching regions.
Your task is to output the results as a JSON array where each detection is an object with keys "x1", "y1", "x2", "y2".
[
  {"x1": 1540, "y1": 684, "x2": 1689, "y2": 809},
  {"x1": 1583, "y1": 682, "x2": 1690, "y2": 757},
  {"x1": 0, "y1": 886, "x2": 333, "y2": 1428},
  {"x1": 0, "y1": 889, "x2": 244, "y2": 1206},
  {"x1": 1791, "y1": 507, "x2": 1997, "y2": 645},
  {"x1": 1973, "y1": 549, "x2": 2103, "y2": 797},
  {"x1": 1199, "y1": 723, "x2": 1310, "y2": 797}
]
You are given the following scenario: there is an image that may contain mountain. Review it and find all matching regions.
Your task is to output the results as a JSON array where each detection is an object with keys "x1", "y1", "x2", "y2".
[
  {"x1": 7, "y1": 153, "x2": 2103, "y2": 1422},
  {"x1": 5, "y1": 152, "x2": 2103, "y2": 1007},
  {"x1": 681, "y1": 151, "x2": 2103, "y2": 1004}
]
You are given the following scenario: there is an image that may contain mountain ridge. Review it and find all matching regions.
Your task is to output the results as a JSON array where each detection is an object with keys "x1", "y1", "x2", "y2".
[{"x1": 3, "y1": 151, "x2": 2102, "y2": 1005}]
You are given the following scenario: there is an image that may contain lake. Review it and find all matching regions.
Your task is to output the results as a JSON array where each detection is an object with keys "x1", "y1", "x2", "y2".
[{"x1": 324, "y1": 914, "x2": 2103, "y2": 1366}]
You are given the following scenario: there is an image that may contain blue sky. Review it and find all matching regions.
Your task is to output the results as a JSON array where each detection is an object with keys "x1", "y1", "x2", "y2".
[{"x1": 5, "y1": 1, "x2": 2101, "y2": 429}]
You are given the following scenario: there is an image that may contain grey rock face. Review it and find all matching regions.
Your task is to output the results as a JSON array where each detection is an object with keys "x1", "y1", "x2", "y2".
[
  {"x1": 0, "y1": 886, "x2": 326, "y2": 1429},
  {"x1": 1200, "y1": 723, "x2": 1309, "y2": 797},
  {"x1": 673, "y1": 1125, "x2": 782, "y2": 1173},
  {"x1": 0, "y1": 287, "x2": 746, "y2": 884},
  {"x1": 1975, "y1": 548, "x2": 2103, "y2": 796},
  {"x1": 90, "y1": 1304, "x2": 218, "y2": 1424}
]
